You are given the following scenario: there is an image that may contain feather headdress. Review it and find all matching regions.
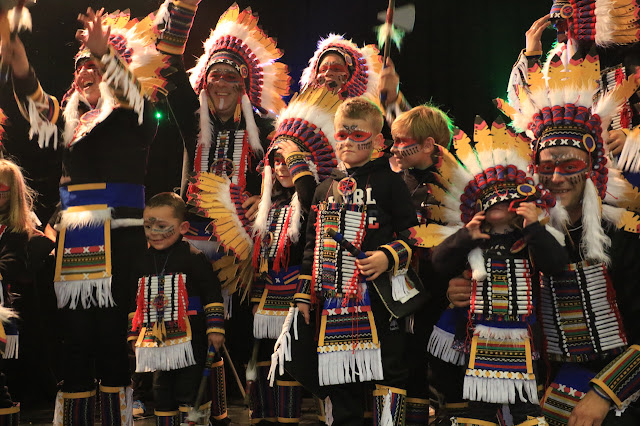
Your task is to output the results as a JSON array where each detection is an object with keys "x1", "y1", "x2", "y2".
[
  {"x1": 507, "y1": 47, "x2": 640, "y2": 263},
  {"x1": 300, "y1": 34, "x2": 382, "y2": 99}
]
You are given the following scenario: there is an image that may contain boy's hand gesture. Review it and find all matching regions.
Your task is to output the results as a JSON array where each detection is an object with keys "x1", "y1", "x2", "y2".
[
  {"x1": 208, "y1": 332, "x2": 225, "y2": 352},
  {"x1": 515, "y1": 202, "x2": 538, "y2": 228},
  {"x1": 356, "y1": 250, "x2": 389, "y2": 281},
  {"x1": 277, "y1": 140, "x2": 304, "y2": 161},
  {"x1": 466, "y1": 211, "x2": 490, "y2": 240}
]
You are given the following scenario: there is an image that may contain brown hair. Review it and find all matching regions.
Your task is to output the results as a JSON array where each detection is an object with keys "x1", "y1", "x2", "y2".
[
  {"x1": 392, "y1": 104, "x2": 453, "y2": 147},
  {"x1": 146, "y1": 192, "x2": 187, "y2": 221},
  {"x1": 335, "y1": 97, "x2": 384, "y2": 134},
  {"x1": 0, "y1": 159, "x2": 36, "y2": 233}
]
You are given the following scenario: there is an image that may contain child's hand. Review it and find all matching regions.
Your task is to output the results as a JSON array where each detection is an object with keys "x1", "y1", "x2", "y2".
[
  {"x1": 296, "y1": 302, "x2": 310, "y2": 325},
  {"x1": 243, "y1": 195, "x2": 261, "y2": 222},
  {"x1": 356, "y1": 250, "x2": 389, "y2": 281},
  {"x1": 208, "y1": 332, "x2": 225, "y2": 352},
  {"x1": 466, "y1": 211, "x2": 490, "y2": 240},
  {"x1": 277, "y1": 140, "x2": 304, "y2": 161},
  {"x1": 516, "y1": 202, "x2": 538, "y2": 228}
]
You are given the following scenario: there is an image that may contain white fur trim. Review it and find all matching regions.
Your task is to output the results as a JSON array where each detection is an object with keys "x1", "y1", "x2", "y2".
[
  {"x1": 60, "y1": 208, "x2": 113, "y2": 230},
  {"x1": 468, "y1": 247, "x2": 486, "y2": 281},
  {"x1": 153, "y1": 0, "x2": 171, "y2": 28},
  {"x1": 242, "y1": 93, "x2": 263, "y2": 155},
  {"x1": 8, "y1": 7, "x2": 31, "y2": 33},
  {"x1": 616, "y1": 128, "x2": 640, "y2": 173},
  {"x1": 135, "y1": 341, "x2": 196, "y2": 372},
  {"x1": 275, "y1": 102, "x2": 339, "y2": 153},
  {"x1": 581, "y1": 178, "x2": 611, "y2": 264},
  {"x1": 475, "y1": 324, "x2": 529, "y2": 340},
  {"x1": 287, "y1": 193, "x2": 303, "y2": 244},
  {"x1": 111, "y1": 218, "x2": 144, "y2": 229},
  {"x1": 197, "y1": 90, "x2": 213, "y2": 149},
  {"x1": 390, "y1": 271, "x2": 419, "y2": 303},
  {"x1": 252, "y1": 165, "x2": 273, "y2": 239}
]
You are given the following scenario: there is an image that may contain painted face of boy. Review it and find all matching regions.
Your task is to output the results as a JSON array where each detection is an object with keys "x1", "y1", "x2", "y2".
[
  {"x1": 390, "y1": 129, "x2": 435, "y2": 170},
  {"x1": 143, "y1": 205, "x2": 189, "y2": 251},
  {"x1": 536, "y1": 146, "x2": 589, "y2": 214},
  {"x1": 333, "y1": 117, "x2": 382, "y2": 168}
]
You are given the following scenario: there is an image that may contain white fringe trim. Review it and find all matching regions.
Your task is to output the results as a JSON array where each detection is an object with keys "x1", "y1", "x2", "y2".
[
  {"x1": 135, "y1": 341, "x2": 196, "y2": 372},
  {"x1": 427, "y1": 326, "x2": 465, "y2": 366},
  {"x1": 268, "y1": 306, "x2": 297, "y2": 386},
  {"x1": 474, "y1": 324, "x2": 529, "y2": 340},
  {"x1": 60, "y1": 208, "x2": 113, "y2": 230},
  {"x1": 27, "y1": 97, "x2": 59, "y2": 149},
  {"x1": 390, "y1": 271, "x2": 419, "y2": 303},
  {"x1": 2, "y1": 334, "x2": 18, "y2": 359},
  {"x1": 318, "y1": 347, "x2": 383, "y2": 386},
  {"x1": 253, "y1": 311, "x2": 287, "y2": 340},
  {"x1": 100, "y1": 50, "x2": 144, "y2": 125},
  {"x1": 468, "y1": 247, "x2": 486, "y2": 281},
  {"x1": 242, "y1": 93, "x2": 263, "y2": 156},
  {"x1": 463, "y1": 375, "x2": 538, "y2": 405},
  {"x1": 154, "y1": 0, "x2": 171, "y2": 28},
  {"x1": 54, "y1": 277, "x2": 114, "y2": 309}
]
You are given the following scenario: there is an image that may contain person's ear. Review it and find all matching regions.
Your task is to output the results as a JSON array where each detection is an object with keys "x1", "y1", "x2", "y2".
[
  {"x1": 179, "y1": 221, "x2": 190, "y2": 235},
  {"x1": 422, "y1": 137, "x2": 435, "y2": 154},
  {"x1": 373, "y1": 132, "x2": 385, "y2": 150}
]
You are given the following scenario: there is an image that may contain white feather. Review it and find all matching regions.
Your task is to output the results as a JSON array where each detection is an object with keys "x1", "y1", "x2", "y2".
[
  {"x1": 242, "y1": 93, "x2": 264, "y2": 156},
  {"x1": 468, "y1": 247, "x2": 486, "y2": 281},
  {"x1": 197, "y1": 90, "x2": 213, "y2": 149},
  {"x1": 252, "y1": 165, "x2": 273, "y2": 238},
  {"x1": 581, "y1": 178, "x2": 611, "y2": 264}
]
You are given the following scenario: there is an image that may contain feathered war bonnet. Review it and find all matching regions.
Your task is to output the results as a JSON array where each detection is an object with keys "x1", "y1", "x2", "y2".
[
  {"x1": 300, "y1": 34, "x2": 382, "y2": 100},
  {"x1": 188, "y1": 3, "x2": 290, "y2": 156},
  {"x1": 252, "y1": 87, "x2": 342, "y2": 272},
  {"x1": 507, "y1": 47, "x2": 640, "y2": 265},
  {"x1": 549, "y1": 0, "x2": 640, "y2": 47},
  {"x1": 56, "y1": 8, "x2": 173, "y2": 149}
]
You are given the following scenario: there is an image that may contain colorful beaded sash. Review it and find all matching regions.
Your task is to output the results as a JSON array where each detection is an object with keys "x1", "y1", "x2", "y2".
[
  {"x1": 312, "y1": 202, "x2": 367, "y2": 298},
  {"x1": 55, "y1": 183, "x2": 145, "y2": 309},
  {"x1": 464, "y1": 325, "x2": 538, "y2": 404},
  {"x1": 541, "y1": 364, "x2": 593, "y2": 426},
  {"x1": 317, "y1": 291, "x2": 382, "y2": 386},
  {"x1": 470, "y1": 257, "x2": 534, "y2": 322},
  {"x1": 131, "y1": 273, "x2": 195, "y2": 372},
  {"x1": 540, "y1": 261, "x2": 627, "y2": 362},
  {"x1": 193, "y1": 129, "x2": 248, "y2": 187},
  {"x1": 253, "y1": 266, "x2": 299, "y2": 339}
]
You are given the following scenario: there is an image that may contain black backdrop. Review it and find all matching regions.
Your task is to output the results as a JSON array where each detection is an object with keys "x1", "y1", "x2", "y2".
[{"x1": 1, "y1": 1, "x2": 556, "y2": 222}]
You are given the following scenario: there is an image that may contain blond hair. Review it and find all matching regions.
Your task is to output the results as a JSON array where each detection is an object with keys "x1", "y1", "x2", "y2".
[
  {"x1": 335, "y1": 97, "x2": 384, "y2": 133},
  {"x1": 0, "y1": 159, "x2": 36, "y2": 233},
  {"x1": 392, "y1": 104, "x2": 453, "y2": 147}
]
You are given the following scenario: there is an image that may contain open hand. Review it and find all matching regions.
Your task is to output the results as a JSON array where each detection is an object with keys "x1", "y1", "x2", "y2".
[
  {"x1": 465, "y1": 211, "x2": 490, "y2": 240},
  {"x1": 526, "y1": 15, "x2": 550, "y2": 54},
  {"x1": 606, "y1": 129, "x2": 626, "y2": 156},
  {"x1": 76, "y1": 8, "x2": 110, "y2": 58},
  {"x1": 516, "y1": 202, "x2": 539, "y2": 228}
]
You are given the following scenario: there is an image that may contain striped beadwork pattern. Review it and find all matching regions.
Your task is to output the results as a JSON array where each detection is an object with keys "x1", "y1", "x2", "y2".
[
  {"x1": 0, "y1": 404, "x2": 20, "y2": 426},
  {"x1": 405, "y1": 397, "x2": 430, "y2": 426},
  {"x1": 249, "y1": 362, "x2": 277, "y2": 422},
  {"x1": 592, "y1": 344, "x2": 640, "y2": 410},
  {"x1": 319, "y1": 295, "x2": 379, "y2": 354},
  {"x1": 542, "y1": 382, "x2": 587, "y2": 426},
  {"x1": 156, "y1": 1, "x2": 197, "y2": 55},
  {"x1": 276, "y1": 380, "x2": 303, "y2": 423},
  {"x1": 205, "y1": 302, "x2": 225, "y2": 335},
  {"x1": 540, "y1": 261, "x2": 627, "y2": 362},
  {"x1": 312, "y1": 202, "x2": 367, "y2": 297},
  {"x1": 257, "y1": 268, "x2": 299, "y2": 316},
  {"x1": 373, "y1": 386, "x2": 406, "y2": 426},
  {"x1": 466, "y1": 333, "x2": 534, "y2": 381},
  {"x1": 259, "y1": 206, "x2": 293, "y2": 262},
  {"x1": 194, "y1": 129, "x2": 248, "y2": 187},
  {"x1": 471, "y1": 257, "x2": 534, "y2": 321},
  {"x1": 210, "y1": 358, "x2": 228, "y2": 420},
  {"x1": 62, "y1": 392, "x2": 96, "y2": 426}
]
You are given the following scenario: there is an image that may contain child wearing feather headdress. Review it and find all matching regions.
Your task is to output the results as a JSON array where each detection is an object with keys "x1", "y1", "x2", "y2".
[{"x1": 424, "y1": 120, "x2": 568, "y2": 425}]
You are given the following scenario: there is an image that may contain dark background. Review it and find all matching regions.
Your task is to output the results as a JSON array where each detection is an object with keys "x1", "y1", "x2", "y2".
[{"x1": 1, "y1": 0, "x2": 554, "y2": 222}]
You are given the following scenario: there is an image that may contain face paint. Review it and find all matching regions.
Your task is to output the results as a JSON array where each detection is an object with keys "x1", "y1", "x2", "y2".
[
  {"x1": 392, "y1": 137, "x2": 421, "y2": 158},
  {"x1": 537, "y1": 148, "x2": 589, "y2": 213},
  {"x1": 315, "y1": 54, "x2": 349, "y2": 90},
  {"x1": 335, "y1": 125, "x2": 373, "y2": 150}
]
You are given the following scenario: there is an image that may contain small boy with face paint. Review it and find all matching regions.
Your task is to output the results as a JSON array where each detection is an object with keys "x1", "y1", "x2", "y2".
[
  {"x1": 128, "y1": 193, "x2": 225, "y2": 425},
  {"x1": 295, "y1": 97, "x2": 419, "y2": 425}
]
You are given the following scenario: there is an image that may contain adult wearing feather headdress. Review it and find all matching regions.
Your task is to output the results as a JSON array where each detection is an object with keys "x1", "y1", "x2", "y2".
[
  {"x1": 154, "y1": 1, "x2": 290, "y2": 423},
  {"x1": 512, "y1": 0, "x2": 640, "y2": 186},
  {"x1": 1, "y1": 5, "x2": 173, "y2": 425}
]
